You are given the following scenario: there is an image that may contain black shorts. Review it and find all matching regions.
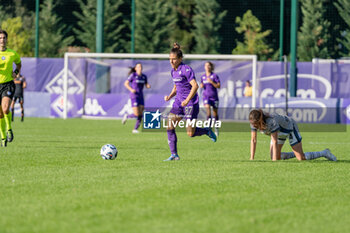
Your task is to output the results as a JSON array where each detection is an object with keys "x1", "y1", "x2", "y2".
[
  {"x1": 13, "y1": 95, "x2": 24, "y2": 103},
  {"x1": 0, "y1": 81, "x2": 15, "y2": 100}
]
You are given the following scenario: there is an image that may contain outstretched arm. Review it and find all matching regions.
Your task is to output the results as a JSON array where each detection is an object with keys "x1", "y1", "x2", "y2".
[{"x1": 250, "y1": 130, "x2": 257, "y2": 160}]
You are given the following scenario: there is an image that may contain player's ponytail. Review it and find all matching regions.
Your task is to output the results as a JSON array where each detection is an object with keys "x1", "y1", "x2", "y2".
[
  {"x1": 249, "y1": 109, "x2": 267, "y2": 130},
  {"x1": 128, "y1": 67, "x2": 136, "y2": 76},
  {"x1": 173, "y1": 42, "x2": 180, "y2": 49},
  {"x1": 170, "y1": 42, "x2": 183, "y2": 58},
  {"x1": 128, "y1": 63, "x2": 141, "y2": 76}
]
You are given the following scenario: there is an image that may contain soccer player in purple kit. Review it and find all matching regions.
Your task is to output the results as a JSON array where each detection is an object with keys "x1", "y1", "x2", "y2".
[
  {"x1": 122, "y1": 63, "x2": 151, "y2": 133},
  {"x1": 200, "y1": 61, "x2": 220, "y2": 136},
  {"x1": 164, "y1": 43, "x2": 217, "y2": 161}
]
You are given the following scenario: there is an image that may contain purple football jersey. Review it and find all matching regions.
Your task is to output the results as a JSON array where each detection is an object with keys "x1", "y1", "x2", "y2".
[
  {"x1": 171, "y1": 63, "x2": 198, "y2": 104},
  {"x1": 201, "y1": 72, "x2": 220, "y2": 100},
  {"x1": 127, "y1": 72, "x2": 148, "y2": 98}
]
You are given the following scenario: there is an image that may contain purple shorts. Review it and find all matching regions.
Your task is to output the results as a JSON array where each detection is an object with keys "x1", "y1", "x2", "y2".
[
  {"x1": 170, "y1": 99, "x2": 199, "y2": 120},
  {"x1": 203, "y1": 97, "x2": 219, "y2": 108},
  {"x1": 131, "y1": 95, "x2": 144, "y2": 107}
]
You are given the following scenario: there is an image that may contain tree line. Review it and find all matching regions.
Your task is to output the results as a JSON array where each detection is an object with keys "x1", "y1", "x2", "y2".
[{"x1": 0, "y1": 0, "x2": 349, "y2": 61}]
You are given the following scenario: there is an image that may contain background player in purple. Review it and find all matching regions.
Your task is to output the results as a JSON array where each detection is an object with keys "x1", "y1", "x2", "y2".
[
  {"x1": 164, "y1": 43, "x2": 217, "y2": 161},
  {"x1": 200, "y1": 61, "x2": 220, "y2": 136},
  {"x1": 122, "y1": 63, "x2": 151, "y2": 133}
]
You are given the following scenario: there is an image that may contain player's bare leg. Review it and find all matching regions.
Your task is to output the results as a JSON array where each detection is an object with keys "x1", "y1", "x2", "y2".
[
  {"x1": 289, "y1": 142, "x2": 306, "y2": 160},
  {"x1": 292, "y1": 142, "x2": 337, "y2": 161},
  {"x1": 270, "y1": 143, "x2": 284, "y2": 160},
  {"x1": 186, "y1": 120, "x2": 216, "y2": 142},
  {"x1": 10, "y1": 99, "x2": 15, "y2": 121},
  {"x1": 122, "y1": 106, "x2": 140, "y2": 125},
  {"x1": 20, "y1": 100, "x2": 24, "y2": 122},
  {"x1": 204, "y1": 104, "x2": 211, "y2": 121}
]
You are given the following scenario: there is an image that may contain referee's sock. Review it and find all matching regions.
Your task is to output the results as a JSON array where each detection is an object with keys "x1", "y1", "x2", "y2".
[
  {"x1": 4, "y1": 112, "x2": 12, "y2": 130},
  {"x1": 0, "y1": 117, "x2": 6, "y2": 140}
]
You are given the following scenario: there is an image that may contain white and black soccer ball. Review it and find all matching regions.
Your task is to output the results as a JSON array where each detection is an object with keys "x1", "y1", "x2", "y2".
[{"x1": 100, "y1": 144, "x2": 118, "y2": 160}]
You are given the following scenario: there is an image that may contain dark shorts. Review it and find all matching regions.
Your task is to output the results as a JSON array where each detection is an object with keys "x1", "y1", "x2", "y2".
[
  {"x1": 0, "y1": 81, "x2": 15, "y2": 100},
  {"x1": 131, "y1": 95, "x2": 144, "y2": 107},
  {"x1": 13, "y1": 95, "x2": 24, "y2": 103},
  {"x1": 170, "y1": 99, "x2": 199, "y2": 120},
  {"x1": 203, "y1": 97, "x2": 219, "y2": 108},
  {"x1": 272, "y1": 120, "x2": 302, "y2": 146}
]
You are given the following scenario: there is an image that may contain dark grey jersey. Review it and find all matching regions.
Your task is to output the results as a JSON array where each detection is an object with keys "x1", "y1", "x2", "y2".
[
  {"x1": 14, "y1": 76, "x2": 25, "y2": 96},
  {"x1": 251, "y1": 113, "x2": 294, "y2": 135}
]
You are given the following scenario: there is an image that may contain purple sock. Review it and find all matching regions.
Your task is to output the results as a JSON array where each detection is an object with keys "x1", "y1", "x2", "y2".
[
  {"x1": 207, "y1": 115, "x2": 211, "y2": 120},
  {"x1": 167, "y1": 129, "x2": 177, "y2": 155},
  {"x1": 192, "y1": 127, "x2": 209, "y2": 137},
  {"x1": 214, "y1": 116, "x2": 219, "y2": 121},
  {"x1": 134, "y1": 115, "x2": 142, "y2": 130}
]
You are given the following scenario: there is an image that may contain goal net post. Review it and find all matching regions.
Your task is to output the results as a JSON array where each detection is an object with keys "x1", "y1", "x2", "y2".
[{"x1": 63, "y1": 53, "x2": 258, "y2": 119}]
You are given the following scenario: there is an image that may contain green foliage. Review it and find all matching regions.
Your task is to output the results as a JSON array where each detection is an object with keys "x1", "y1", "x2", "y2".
[
  {"x1": 1, "y1": 17, "x2": 32, "y2": 56},
  {"x1": 73, "y1": 0, "x2": 129, "y2": 53},
  {"x1": 0, "y1": 0, "x2": 35, "y2": 35},
  {"x1": 232, "y1": 10, "x2": 272, "y2": 60},
  {"x1": 192, "y1": 0, "x2": 227, "y2": 54},
  {"x1": 0, "y1": 0, "x2": 34, "y2": 56},
  {"x1": 298, "y1": 0, "x2": 331, "y2": 61},
  {"x1": 170, "y1": 0, "x2": 195, "y2": 54},
  {"x1": 0, "y1": 5, "x2": 10, "y2": 23},
  {"x1": 134, "y1": 0, "x2": 176, "y2": 53},
  {"x1": 39, "y1": 0, "x2": 74, "y2": 57},
  {"x1": 334, "y1": 0, "x2": 350, "y2": 56},
  {"x1": 11, "y1": 0, "x2": 35, "y2": 34},
  {"x1": 73, "y1": 0, "x2": 96, "y2": 51}
]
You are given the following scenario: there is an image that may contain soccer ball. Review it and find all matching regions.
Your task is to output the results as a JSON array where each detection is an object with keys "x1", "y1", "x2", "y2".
[{"x1": 100, "y1": 144, "x2": 118, "y2": 160}]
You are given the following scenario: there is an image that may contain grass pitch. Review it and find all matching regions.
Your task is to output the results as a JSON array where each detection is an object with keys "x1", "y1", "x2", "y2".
[{"x1": 1, "y1": 118, "x2": 349, "y2": 233}]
